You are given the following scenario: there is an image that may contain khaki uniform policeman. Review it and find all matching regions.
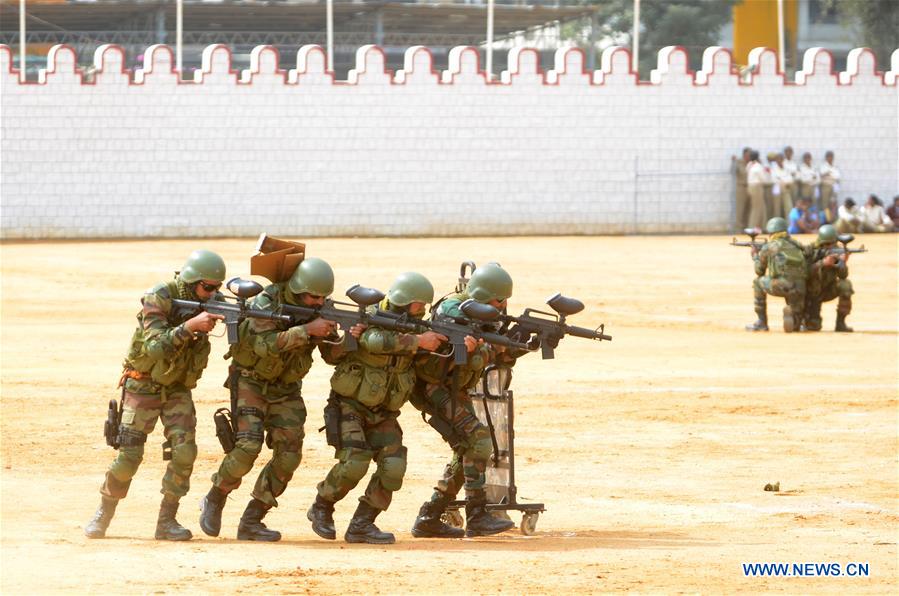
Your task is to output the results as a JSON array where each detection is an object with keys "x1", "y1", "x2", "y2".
[{"x1": 85, "y1": 250, "x2": 227, "y2": 540}]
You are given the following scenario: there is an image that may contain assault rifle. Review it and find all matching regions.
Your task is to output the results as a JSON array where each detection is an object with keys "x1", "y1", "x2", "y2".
[
  {"x1": 171, "y1": 278, "x2": 291, "y2": 344},
  {"x1": 426, "y1": 300, "x2": 532, "y2": 365},
  {"x1": 276, "y1": 284, "x2": 424, "y2": 351},
  {"x1": 832, "y1": 233, "x2": 867, "y2": 255},
  {"x1": 731, "y1": 227, "x2": 766, "y2": 249},
  {"x1": 498, "y1": 294, "x2": 612, "y2": 360}
]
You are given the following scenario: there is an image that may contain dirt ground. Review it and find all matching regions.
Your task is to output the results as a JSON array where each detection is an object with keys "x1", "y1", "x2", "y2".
[{"x1": 1, "y1": 235, "x2": 896, "y2": 594}]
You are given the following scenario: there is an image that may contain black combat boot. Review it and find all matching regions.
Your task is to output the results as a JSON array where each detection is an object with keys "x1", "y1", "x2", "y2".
[
  {"x1": 835, "y1": 313, "x2": 854, "y2": 332},
  {"x1": 155, "y1": 497, "x2": 193, "y2": 541},
  {"x1": 745, "y1": 313, "x2": 769, "y2": 332},
  {"x1": 199, "y1": 486, "x2": 227, "y2": 537},
  {"x1": 344, "y1": 501, "x2": 395, "y2": 544},
  {"x1": 782, "y1": 305, "x2": 796, "y2": 333},
  {"x1": 84, "y1": 496, "x2": 118, "y2": 539},
  {"x1": 307, "y1": 495, "x2": 337, "y2": 540},
  {"x1": 465, "y1": 492, "x2": 515, "y2": 537},
  {"x1": 236, "y1": 498, "x2": 281, "y2": 542},
  {"x1": 411, "y1": 495, "x2": 464, "y2": 539}
]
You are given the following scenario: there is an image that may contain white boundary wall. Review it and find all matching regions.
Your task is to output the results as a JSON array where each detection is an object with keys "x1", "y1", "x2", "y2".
[{"x1": 1, "y1": 43, "x2": 897, "y2": 239}]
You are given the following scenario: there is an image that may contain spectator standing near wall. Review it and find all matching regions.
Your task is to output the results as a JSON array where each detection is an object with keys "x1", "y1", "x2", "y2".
[
  {"x1": 798, "y1": 152, "x2": 821, "y2": 204},
  {"x1": 746, "y1": 151, "x2": 767, "y2": 229},
  {"x1": 818, "y1": 151, "x2": 841, "y2": 213},
  {"x1": 770, "y1": 153, "x2": 794, "y2": 219},
  {"x1": 764, "y1": 153, "x2": 777, "y2": 220},
  {"x1": 836, "y1": 198, "x2": 862, "y2": 233},
  {"x1": 885, "y1": 196, "x2": 899, "y2": 230},
  {"x1": 859, "y1": 195, "x2": 895, "y2": 232},
  {"x1": 733, "y1": 147, "x2": 752, "y2": 229},
  {"x1": 782, "y1": 146, "x2": 799, "y2": 208}
]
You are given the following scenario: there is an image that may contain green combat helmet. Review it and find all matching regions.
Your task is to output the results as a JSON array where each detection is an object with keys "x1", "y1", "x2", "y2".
[
  {"x1": 467, "y1": 263, "x2": 513, "y2": 303},
  {"x1": 387, "y1": 272, "x2": 435, "y2": 306},
  {"x1": 817, "y1": 224, "x2": 838, "y2": 244},
  {"x1": 766, "y1": 217, "x2": 788, "y2": 234},
  {"x1": 179, "y1": 249, "x2": 227, "y2": 283},
  {"x1": 288, "y1": 257, "x2": 335, "y2": 296}
]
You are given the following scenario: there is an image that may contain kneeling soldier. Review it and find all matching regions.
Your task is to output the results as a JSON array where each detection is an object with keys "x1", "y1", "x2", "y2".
[
  {"x1": 85, "y1": 250, "x2": 227, "y2": 540},
  {"x1": 746, "y1": 217, "x2": 807, "y2": 333},
  {"x1": 199, "y1": 258, "x2": 344, "y2": 541},
  {"x1": 803, "y1": 224, "x2": 854, "y2": 332},
  {"x1": 308, "y1": 272, "x2": 446, "y2": 544}
]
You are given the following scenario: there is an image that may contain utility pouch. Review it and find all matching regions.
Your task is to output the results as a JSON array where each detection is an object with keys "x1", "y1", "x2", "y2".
[
  {"x1": 161, "y1": 439, "x2": 173, "y2": 461},
  {"x1": 322, "y1": 396, "x2": 341, "y2": 449},
  {"x1": 213, "y1": 407, "x2": 236, "y2": 453},
  {"x1": 104, "y1": 399, "x2": 121, "y2": 449}
]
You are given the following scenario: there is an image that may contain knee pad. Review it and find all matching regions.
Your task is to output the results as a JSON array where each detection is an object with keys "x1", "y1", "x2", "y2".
[
  {"x1": 111, "y1": 445, "x2": 144, "y2": 479},
  {"x1": 170, "y1": 436, "x2": 198, "y2": 468},
  {"x1": 337, "y1": 447, "x2": 373, "y2": 484},
  {"x1": 467, "y1": 429, "x2": 494, "y2": 461},
  {"x1": 230, "y1": 440, "x2": 264, "y2": 471},
  {"x1": 377, "y1": 447, "x2": 407, "y2": 491},
  {"x1": 274, "y1": 449, "x2": 301, "y2": 476},
  {"x1": 837, "y1": 280, "x2": 854, "y2": 296}
]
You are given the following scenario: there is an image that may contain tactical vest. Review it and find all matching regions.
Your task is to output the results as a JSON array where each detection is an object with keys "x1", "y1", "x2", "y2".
[
  {"x1": 330, "y1": 303, "x2": 418, "y2": 411},
  {"x1": 228, "y1": 283, "x2": 315, "y2": 387},
  {"x1": 124, "y1": 280, "x2": 211, "y2": 390},
  {"x1": 769, "y1": 237, "x2": 807, "y2": 281},
  {"x1": 414, "y1": 293, "x2": 489, "y2": 391}
]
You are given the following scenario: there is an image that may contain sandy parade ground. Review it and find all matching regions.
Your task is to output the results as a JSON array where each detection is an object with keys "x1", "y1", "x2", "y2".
[{"x1": 0, "y1": 235, "x2": 896, "y2": 594}]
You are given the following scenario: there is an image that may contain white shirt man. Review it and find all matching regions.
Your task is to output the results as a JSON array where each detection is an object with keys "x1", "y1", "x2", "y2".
[
  {"x1": 836, "y1": 200, "x2": 862, "y2": 233},
  {"x1": 797, "y1": 154, "x2": 821, "y2": 202},
  {"x1": 818, "y1": 151, "x2": 841, "y2": 211},
  {"x1": 860, "y1": 198, "x2": 894, "y2": 232}
]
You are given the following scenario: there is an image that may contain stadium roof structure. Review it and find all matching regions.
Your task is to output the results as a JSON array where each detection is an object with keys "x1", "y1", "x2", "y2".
[{"x1": 1, "y1": 1, "x2": 598, "y2": 48}]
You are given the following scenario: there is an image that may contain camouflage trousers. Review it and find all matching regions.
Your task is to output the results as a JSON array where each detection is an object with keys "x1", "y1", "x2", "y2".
[
  {"x1": 211, "y1": 378, "x2": 306, "y2": 507},
  {"x1": 101, "y1": 387, "x2": 197, "y2": 501},
  {"x1": 805, "y1": 279, "x2": 854, "y2": 329},
  {"x1": 753, "y1": 275, "x2": 806, "y2": 320},
  {"x1": 316, "y1": 395, "x2": 406, "y2": 512},
  {"x1": 411, "y1": 381, "x2": 492, "y2": 499}
]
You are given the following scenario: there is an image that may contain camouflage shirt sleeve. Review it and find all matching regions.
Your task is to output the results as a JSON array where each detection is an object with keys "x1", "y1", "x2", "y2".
[
  {"x1": 243, "y1": 287, "x2": 311, "y2": 357},
  {"x1": 753, "y1": 243, "x2": 771, "y2": 276},
  {"x1": 360, "y1": 326, "x2": 420, "y2": 354},
  {"x1": 140, "y1": 285, "x2": 196, "y2": 361}
]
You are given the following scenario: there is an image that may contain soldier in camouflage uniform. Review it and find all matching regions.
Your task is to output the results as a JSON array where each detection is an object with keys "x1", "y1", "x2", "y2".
[
  {"x1": 85, "y1": 250, "x2": 228, "y2": 540},
  {"x1": 199, "y1": 258, "x2": 350, "y2": 541},
  {"x1": 410, "y1": 263, "x2": 518, "y2": 538},
  {"x1": 307, "y1": 272, "x2": 447, "y2": 544},
  {"x1": 803, "y1": 224, "x2": 854, "y2": 332},
  {"x1": 746, "y1": 217, "x2": 808, "y2": 333}
]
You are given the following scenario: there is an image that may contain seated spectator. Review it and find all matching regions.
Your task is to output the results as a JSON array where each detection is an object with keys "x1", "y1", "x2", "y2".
[
  {"x1": 835, "y1": 198, "x2": 862, "y2": 233},
  {"x1": 788, "y1": 197, "x2": 820, "y2": 234},
  {"x1": 886, "y1": 196, "x2": 899, "y2": 230},
  {"x1": 860, "y1": 195, "x2": 895, "y2": 233}
]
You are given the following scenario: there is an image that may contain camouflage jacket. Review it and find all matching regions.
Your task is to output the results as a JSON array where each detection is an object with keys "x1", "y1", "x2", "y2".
[
  {"x1": 124, "y1": 276, "x2": 218, "y2": 393},
  {"x1": 804, "y1": 241, "x2": 848, "y2": 292},
  {"x1": 754, "y1": 233, "x2": 807, "y2": 281},
  {"x1": 229, "y1": 282, "x2": 344, "y2": 396},
  {"x1": 415, "y1": 292, "x2": 495, "y2": 391},
  {"x1": 329, "y1": 301, "x2": 421, "y2": 412}
]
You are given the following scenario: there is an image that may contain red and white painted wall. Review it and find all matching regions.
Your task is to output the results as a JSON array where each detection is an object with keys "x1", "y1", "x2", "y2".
[{"x1": 1, "y1": 43, "x2": 896, "y2": 239}]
